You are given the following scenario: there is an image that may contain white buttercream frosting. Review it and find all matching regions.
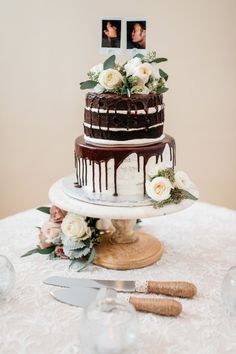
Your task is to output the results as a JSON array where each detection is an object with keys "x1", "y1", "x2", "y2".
[
  {"x1": 83, "y1": 122, "x2": 164, "y2": 132},
  {"x1": 85, "y1": 105, "x2": 164, "y2": 115},
  {"x1": 84, "y1": 134, "x2": 165, "y2": 146}
]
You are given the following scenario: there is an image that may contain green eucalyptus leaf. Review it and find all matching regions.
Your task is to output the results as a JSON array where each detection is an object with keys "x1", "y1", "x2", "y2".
[
  {"x1": 180, "y1": 190, "x2": 198, "y2": 201},
  {"x1": 121, "y1": 85, "x2": 128, "y2": 95},
  {"x1": 151, "y1": 58, "x2": 168, "y2": 63},
  {"x1": 69, "y1": 259, "x2": 80, "y2": 269},
  {"x1": 127, "y1": 88, "x2": 131, "y2": 97},
  {"x1": 156, "y1": 87, "x2": 169, "y2": 94},
  {"x1": 37, "y1": 206, "x2": 51, "y2": 214},
  {"x1": 159, "y1": 69, "x2": 168, "y2": 81},
  {"x1": 37, "y1": 246, "x2": 56, "y2": 254},
  {"x1": 80, "y1": 80, "x2": 98, "y2": 90},
  {"x1": 77, "y1": 248, "x2": 96, "y2": 272},
  {"x1": 103, "y1": 55, "x2": 116, "y2": 70},
  {"x1": 133, "y1": 53, "x2": 144, "y2": 59},
  {"x1": 21, "y1": 248, "x2": 39, "y2": 257}
]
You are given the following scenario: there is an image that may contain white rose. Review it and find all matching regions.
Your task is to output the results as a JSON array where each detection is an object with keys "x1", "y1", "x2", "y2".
[
  {"x1": 124, "y1": 57, "x2": 142, "y2": 77},
  {"x1": 96, "y1": 219, "x2": 114, "y2": 232},
  {"x1": 151, "y1": 62, "x2": 160, "y2": 80},
  {"x1": 174, "y1": 171, "x2": 192, "y2": 191},
  {"x1": 133, "y1": 63, "x2": 153, "y2": 84},
  {"x1": 61, "y1": 213, "x2": 91, "y2": 241},
  {"x1": 98, "y1": 69, "x2": 123, "y2": 90},
  {"x1": 92, "y1": 84, "x2": 105, "y2": 94},
  {"x1": 131, "y1": 83, "x2": 150, "y2": 95},
  {"x1": 147, "y1": 163, "x2": 171, "y2": 178},
  {"x1": 146, "y1": 176, "x2": 173, "y2": 202},
  {"x1": 90, "y1": 63, "x2": 103, "y2": 75}
]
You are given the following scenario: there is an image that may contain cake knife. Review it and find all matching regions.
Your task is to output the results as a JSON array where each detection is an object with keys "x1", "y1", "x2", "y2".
[
  {"x1": 44, "y1": 276, "x2": 197, "y2": 298},
  {"x1": 50, "y1": 287, "x2": 182, "y2": 316}
]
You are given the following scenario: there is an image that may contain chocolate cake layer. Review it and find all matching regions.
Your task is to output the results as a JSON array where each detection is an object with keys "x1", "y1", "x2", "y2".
[
  {"x1": 84, "y1": 109, "x2": 164, "y2": 129},
  {"x1": 84, "y1": 92, "x2": 165, "y2": 143}
]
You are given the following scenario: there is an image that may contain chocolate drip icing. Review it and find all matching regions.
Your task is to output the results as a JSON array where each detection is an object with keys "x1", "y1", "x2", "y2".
[{"x1": 75, "y1": 135, "x2": 176, "y2": 197}]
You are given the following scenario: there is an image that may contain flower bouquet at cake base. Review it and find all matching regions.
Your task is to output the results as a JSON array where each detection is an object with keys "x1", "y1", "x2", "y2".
[{"x1": 21, "y1": 206, "x2": 113, "y2": 271}]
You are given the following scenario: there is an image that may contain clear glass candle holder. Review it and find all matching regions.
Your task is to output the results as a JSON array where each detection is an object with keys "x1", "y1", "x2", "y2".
[
  {"x1": 0, "y1": 255, "x2": 15, "y2": 299},
  {"x1": 221, "y1": 266, "x2": 236, "y2": 318},
  {"x1": 80, "y1": 289, "x2": 138, "y2": 354}
]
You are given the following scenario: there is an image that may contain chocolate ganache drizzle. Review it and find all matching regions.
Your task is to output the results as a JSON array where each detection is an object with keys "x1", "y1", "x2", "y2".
[{"x1": 74, "y1": 135, "x2": 176, "y2": 196}]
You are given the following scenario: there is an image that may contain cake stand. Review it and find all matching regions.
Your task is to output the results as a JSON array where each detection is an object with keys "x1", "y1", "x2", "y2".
[{"x1": 49, "y1": 177, "x2": 196, "y2": 270}]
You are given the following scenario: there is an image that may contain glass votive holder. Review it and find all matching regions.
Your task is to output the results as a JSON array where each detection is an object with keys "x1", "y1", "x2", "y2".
[
  {"x1": 80, "y1": 288, "x2": 138, "y2": 354},
  {"x1": 221, "y1": 266, "x2": 236, "y2": 317},
  {"x1": 0, "y1": 255, "x2": 15, "y2": 299}
]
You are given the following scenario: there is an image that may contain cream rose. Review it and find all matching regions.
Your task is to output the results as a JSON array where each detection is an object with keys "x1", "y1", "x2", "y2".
[
  {"x1": 146, "y1": 176, "x2": 173, "y2": 202},
  {"x1": 61, "y1": 213, "x2": 91, "y2": 241},
  {"x1": 124, "y1": 57, "x2": 142, "y2": 77},
  {"x1": 96, "y1": 218, "x2": 114, "y2": 232},
  {"x1": 131, "y1": 84, "x2": 150, "y2": 95},
  {"x1": 174, "y1": 171, "x2": 192, "y2": 191},
  {"x1": 98, "y1": 69, "x2": 123, "y2": 90},
  {"x1": 133, "y1": 63, "x2": 153, "y2": 84}
]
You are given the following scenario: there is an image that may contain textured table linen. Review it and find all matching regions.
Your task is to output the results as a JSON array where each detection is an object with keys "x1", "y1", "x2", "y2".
[{"x1": 0, "y1": 201, "x2": 236, "y2": 354}]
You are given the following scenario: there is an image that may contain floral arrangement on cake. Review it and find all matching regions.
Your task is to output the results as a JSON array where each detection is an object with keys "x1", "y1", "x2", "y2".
[
  {"x1": 145, "y1": 164, "x2": 198, "y2": 208},
  {"x1": 80, "y1": 51, "x2": 168, "y2": 96},
  {"x1": 21, "y1": 206, "x2": 112, "y2": 271}
]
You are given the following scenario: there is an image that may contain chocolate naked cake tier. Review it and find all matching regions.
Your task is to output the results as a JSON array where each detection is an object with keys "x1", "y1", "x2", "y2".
[
  {"x1": 84, "y1": 92, "x2": 165, "y2": 145},
  {"x1": 74, "y1": 135, "x2": 176, "y2": 203}
]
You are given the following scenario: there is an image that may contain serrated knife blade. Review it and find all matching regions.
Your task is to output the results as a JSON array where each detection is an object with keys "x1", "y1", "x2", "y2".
[{"x1": 44, "y1": 276, "x2": 135, "y2": 292}]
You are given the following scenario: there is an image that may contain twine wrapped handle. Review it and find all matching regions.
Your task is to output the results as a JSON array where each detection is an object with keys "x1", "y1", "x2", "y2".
[
  {"x1": 129, "y1": 297, "x2": 182, "y2": 316},
  {"x1": 135, "y1": 281, "x2": 197, "y2": 299}
]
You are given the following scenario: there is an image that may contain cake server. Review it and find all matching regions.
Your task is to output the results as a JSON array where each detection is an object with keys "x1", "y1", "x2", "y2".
[
  {"x1": 44, "y1": 276, "x2": 197, "y2": 298},
  {"x1": 50, "y1": 287, "x2": 182, "y2": 316}
]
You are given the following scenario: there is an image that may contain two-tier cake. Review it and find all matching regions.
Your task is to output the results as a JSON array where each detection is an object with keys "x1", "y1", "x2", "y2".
[{"x1": 73, "y1": 52, "x2": 197, "y2": 207}]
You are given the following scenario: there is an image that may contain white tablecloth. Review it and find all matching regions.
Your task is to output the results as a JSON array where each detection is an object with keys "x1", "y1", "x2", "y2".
[{"x1": 0, "y1": 202, "x2": 236, "y2": 354}]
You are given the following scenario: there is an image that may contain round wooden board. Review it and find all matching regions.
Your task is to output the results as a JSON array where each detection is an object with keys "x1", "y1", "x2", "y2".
[{"x1": 93, "y1": 231, "x2": 164, "y2": 270}]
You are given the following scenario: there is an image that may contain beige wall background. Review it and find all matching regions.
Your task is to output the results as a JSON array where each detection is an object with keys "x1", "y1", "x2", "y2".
[{"x1": 0, "y1": 0, "x2": 236, "y2": 219}]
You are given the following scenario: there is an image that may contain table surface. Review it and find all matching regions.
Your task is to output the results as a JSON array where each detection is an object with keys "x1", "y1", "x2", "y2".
[{"x1": 0, "y1": 201, "x2": 236, "y2": 354}]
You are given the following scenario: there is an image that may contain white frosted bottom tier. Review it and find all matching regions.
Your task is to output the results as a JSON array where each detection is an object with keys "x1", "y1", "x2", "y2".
[
  {"x1": 62, "y1": 175, "x2": 152, "y2": 206},
  {"x1": 74, "y1": 138, "x2": 175, "y2": 204}
]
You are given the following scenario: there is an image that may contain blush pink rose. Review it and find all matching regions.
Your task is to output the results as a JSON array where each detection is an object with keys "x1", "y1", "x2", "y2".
[
  {"x1": 39, "y1": 221, "x2": 61, "y2": 249},
  {"x1": 55, "y1": 245, "x2": 69, "y2": 259},
  {"x1": 49, "y1": 206, "x2": 67, "y2": 224}
]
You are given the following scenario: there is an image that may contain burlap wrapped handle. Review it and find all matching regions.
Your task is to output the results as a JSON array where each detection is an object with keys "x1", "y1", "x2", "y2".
[
  {"x1": 129, "y1": 297, "x2": 182, "y2": 316},
  {"x1": 147, "y1": 281, "x2": 197, "y2": 298}
]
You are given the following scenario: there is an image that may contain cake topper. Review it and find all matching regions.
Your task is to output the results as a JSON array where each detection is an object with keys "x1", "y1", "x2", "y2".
[
  {"x1": 101, "y1": 19, "x2": 121, "y2": 49},
  {"x1": 126, "y1": 20, "x2": 146, "y2": 50}
]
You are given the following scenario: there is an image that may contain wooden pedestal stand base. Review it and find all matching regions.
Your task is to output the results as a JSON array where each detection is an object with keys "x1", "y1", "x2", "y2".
[
  {"x1": 93, "y1": 219, "x2": 164, "y2": 270},
  {"x1": 49, "y1": 178, "x2": 196, "y2": 271}
]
